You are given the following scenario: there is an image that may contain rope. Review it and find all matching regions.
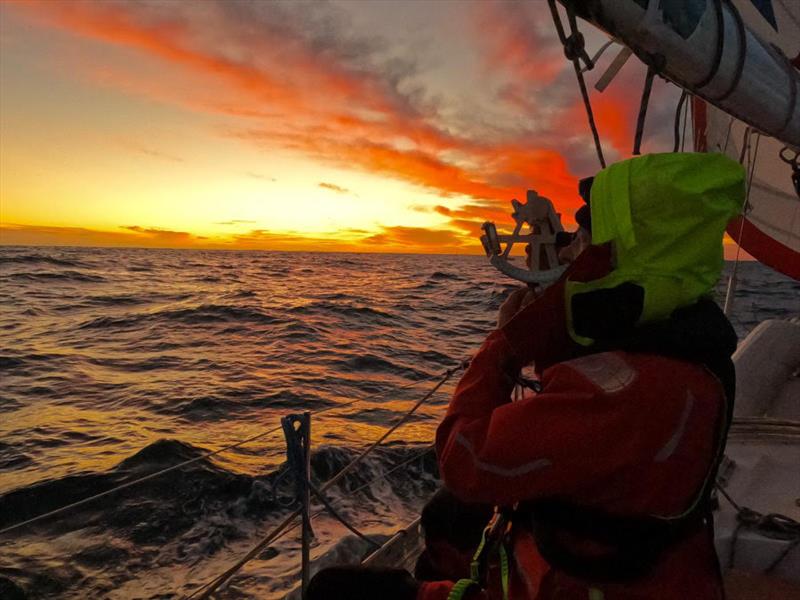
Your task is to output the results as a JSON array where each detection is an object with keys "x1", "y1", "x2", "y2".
[
  {"x1": 633, "y1": 64, "x2": 658, "y2": 155},
  {"x1": 724, "y1": 129, "x2": 760, "y2": 316},
  {"x1": 281, "y1": 412, "x2": 378, "y2": 550},
  {"x1": 547, "y1": 0, "x2": 606, "y2": 168},
  {"x1": 280, "y1": 444, "x2": 436, "y2": 544},
  {"x1": 580, "y1": 39, "x2": 616, "y2": 73},
  {"x1": 722, "y1": 116, "x2": 735, "y2": 153},
  {"x1": 718, "y1": 483, "x2": 800, "y2": 573},
  {"x1": 680, "y1": 93, "x2": 689, "y2": 153},
  {"x1": 308, "y1": 480, "x2": 380, "y2": 550},
  {"x1": 0, "y1": 371, "x2": 448, "y2": 537},
  {"x1": 673, "y1": 91, "x2": 689, "y2": 153},
  {"x1": 185, "y1": 364, "x2": 466, "y2": 599}
]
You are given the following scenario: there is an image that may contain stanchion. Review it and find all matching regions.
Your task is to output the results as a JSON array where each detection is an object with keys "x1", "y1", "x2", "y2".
[{"x1": 281, "y1": 412, "x2": 313, "y2": 599}]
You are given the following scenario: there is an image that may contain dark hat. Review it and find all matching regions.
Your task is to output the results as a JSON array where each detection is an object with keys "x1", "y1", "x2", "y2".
[
  {"x1": 575, "y1": 176, "x2": 594, "y2": 232},
  {"x1": 578, "y1": 176, "x2": 594, "y2": 204},
  {"x1": 575, "y1": 204, "x2": 592, "y2": 232}
]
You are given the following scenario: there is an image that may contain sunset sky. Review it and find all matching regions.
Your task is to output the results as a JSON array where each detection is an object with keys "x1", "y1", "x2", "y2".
[{"x1": 1, "y1": 0, "x2": 742, "y2": 255}]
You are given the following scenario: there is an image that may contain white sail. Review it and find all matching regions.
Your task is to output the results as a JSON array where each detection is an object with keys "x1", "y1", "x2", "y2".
[
  {"x1": 692, "y1": 0, "x2": 800, "y2": 280},
  {"x1": 694, "y1": 99, "x2": 800, "y2": 279}
]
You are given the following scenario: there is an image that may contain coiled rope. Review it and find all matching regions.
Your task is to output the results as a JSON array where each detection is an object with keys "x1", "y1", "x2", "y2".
[
  {"x1": 0, "y1": 369, "x2": 456, "y2": 536},
  {"x1": 185, "y1": 362, "x2": 467, "y2": 599},
  {"x1": 717, "y1": 483, "x2": 800, "y2": 574}
]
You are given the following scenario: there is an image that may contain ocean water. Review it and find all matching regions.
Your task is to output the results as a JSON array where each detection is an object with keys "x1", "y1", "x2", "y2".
[{"x1": 0, "y1": 246, "x2": 797, "y2": 599}]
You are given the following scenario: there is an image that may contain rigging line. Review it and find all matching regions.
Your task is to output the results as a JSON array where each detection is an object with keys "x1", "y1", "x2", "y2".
[
  {"x1": 715, "y1": 482, "x2": 742, "y2": 512},
  {"x1": 302, "y1": 444, "x2": 436, "y2": 549},
  {"x1": 0, "y1": 370, "x2": 452, "y2": 537},
  {"x1": 185, "y1": 367, "x2": 463, "y2": 599},
  {"x1": 722, "y1": 115, "x2": 735, "y2": 154},
  {"x1": 737, "y1": 131, "x2": 762, "y2": 247},
  {"x1": 218, "y1": 445, "x2": 436, "y2": 600},
  {"x1": 308, "y1": 480, "x2": 381, "y2": 549},
  {"x1": 547, "y1": 0, "x2": 606, "y2": 168},
  {"x1": 633, "y1": 65, "x2": 658, "y2": 155},
  {"x1": 725, "y1": 131, "x2": 761, "y2": 315},
  {"x1": 580, "y1": 39, "x2": 616, "y2": 73},
  {"x1": 673, "y1": 91, "x2": 689, "y2": 153},
  {"x1": 271, "y1": 445, "x2": 436, "y2": 549},
  {"x1": 680, "y1": 93, "x2": 690, "y2": 153}
]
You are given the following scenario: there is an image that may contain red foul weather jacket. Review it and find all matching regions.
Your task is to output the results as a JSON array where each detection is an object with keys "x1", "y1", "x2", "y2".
[{"x1": 418, "y1": 250, "x2": 729, "y2": 600}]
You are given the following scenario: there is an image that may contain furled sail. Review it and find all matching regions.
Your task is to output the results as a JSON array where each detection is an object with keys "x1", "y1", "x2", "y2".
[{"x1": 562, "y1": 0, "x2": 800, "y2": 148}]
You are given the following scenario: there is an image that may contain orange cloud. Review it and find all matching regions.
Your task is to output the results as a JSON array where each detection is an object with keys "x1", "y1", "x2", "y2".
[
  {"x1": 1, "y1": 223, "x2": 204, "y2": 249},
  {"x1": 9, "y1": 3, "x2": 579, "y2": 216},
  {"x1": 364, "y1": 226, "x2": 472, "y2": 251},
  {"x1": 0, "y1": 223, "x2": 477, "y2": 254},
  {"x1": 6, "y1": 0, "x2": 681, "y2": 254}
]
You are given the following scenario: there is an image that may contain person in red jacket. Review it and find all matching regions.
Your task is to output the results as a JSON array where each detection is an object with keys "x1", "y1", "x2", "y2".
[{"x1": 308, "y1": 153, "x2": 744, "y2": 600}]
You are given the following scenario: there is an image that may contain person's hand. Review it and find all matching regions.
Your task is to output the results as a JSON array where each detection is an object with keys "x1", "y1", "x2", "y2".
[{"x1": 497, "y1": 286, "x2": 540, "y2": 328}]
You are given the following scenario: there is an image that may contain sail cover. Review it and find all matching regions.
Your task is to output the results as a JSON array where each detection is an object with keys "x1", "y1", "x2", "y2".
[{"x1": 694, "y1": 0, "x2": 800, "y2": 280}]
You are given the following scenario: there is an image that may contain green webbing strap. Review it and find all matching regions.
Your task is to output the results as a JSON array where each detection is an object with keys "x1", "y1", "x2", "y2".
[
  {"x1": 446, "y1": 524, "x2": 489, "y2": 600},
  {"x1": 448, "y1": 522, "x2": 511, "y2": 600},
  {"x1": 499, "y1": 543, "x2": 510, "y2": 600},
  {"x1": 470, "y1": 524, "x2": 491, "y2": 582},
  {"x1": 447, "y1": 579, "x2": 479, "y2": 600}
]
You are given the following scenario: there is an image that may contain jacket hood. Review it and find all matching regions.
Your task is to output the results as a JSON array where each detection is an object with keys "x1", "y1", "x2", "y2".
[{"x1": 565, "y1": 152, "x2": 745, "y2": 345}]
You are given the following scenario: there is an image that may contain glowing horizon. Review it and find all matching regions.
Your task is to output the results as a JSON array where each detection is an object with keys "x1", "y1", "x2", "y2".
[{"x1": 0, "y1": 1, "x2": 751, "y2": 259}]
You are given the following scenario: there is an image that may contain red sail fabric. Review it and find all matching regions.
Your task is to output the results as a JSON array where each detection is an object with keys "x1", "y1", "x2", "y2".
[{"x1": 727, "y1": 215, "x2": 800, "y2": 280}]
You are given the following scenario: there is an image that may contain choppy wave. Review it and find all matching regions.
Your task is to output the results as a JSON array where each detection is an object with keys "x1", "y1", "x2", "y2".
[
  {"x1": 0, "y1": 438, "x2": 437, "y2": 598},
  {"x1": 0, "y1": 253, "x2": 87, "y2": 268},
  {"x1": 79, "y1": 304, "x2": 284, "y2": 329},
  {"x1": 2, "y1": 271, "x2": 105, "y2": 283}
]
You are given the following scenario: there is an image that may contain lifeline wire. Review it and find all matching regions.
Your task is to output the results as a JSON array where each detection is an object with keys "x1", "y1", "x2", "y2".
[
  {"x1": 0, "y1": 370, "x2": 448, "y2": 536},
  {"x1": 186, "y1": 364, "x2": 464, "y2": 600},
  {"x1": 262, "y1": 445, "x2": 436, "y2": 558}
]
